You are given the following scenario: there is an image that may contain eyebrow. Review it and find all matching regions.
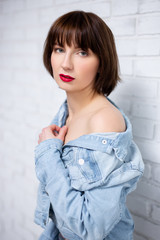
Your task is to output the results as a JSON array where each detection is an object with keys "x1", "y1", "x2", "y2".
[{"x1": 54, "y1": 43, "x2": 87, "y2": 50}]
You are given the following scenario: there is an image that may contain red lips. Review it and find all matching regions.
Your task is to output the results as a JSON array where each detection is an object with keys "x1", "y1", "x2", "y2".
[{"x1": 59, "y1": 74, "x2": 75, "y2": 82}]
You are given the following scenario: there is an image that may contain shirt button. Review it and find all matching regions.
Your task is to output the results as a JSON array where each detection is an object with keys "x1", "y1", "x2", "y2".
[
  {"x1": 78, "y1": 158, "x2": 84, "y2": 165},
  {"x1": 102, "y1": 139, "x2": 107, "y2": 144}
]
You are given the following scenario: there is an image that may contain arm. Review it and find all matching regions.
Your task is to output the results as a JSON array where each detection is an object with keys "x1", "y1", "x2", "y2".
[
  {"x1": 34, "y1": 124, "x2": 67, "y2": 239},
  {"x1": 38, "y1": 220, "x2": 59, "y2": 240},
  {"x1": 35, "y1": 125, "x2": 142, "y2": 240}
]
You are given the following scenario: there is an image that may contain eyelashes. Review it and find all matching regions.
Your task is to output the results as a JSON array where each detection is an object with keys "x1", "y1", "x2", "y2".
[{"x1": 53, "y1": 45, "x2": 89, "y2": 57}]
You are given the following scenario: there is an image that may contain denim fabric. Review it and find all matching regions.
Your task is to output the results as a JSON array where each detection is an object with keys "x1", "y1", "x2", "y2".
[{"x1": 34, "y1": 98, "x2": 144, "y2": 240}]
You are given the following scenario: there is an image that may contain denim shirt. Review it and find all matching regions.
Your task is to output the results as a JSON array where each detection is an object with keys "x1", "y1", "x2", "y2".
[{"x1": 34, "y1": 98, "x2": 144, "y2": 240}]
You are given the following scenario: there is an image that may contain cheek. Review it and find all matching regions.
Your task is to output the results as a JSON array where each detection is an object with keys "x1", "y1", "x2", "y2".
[
  {"x1": 81, "y1": 61, "x2": 99, "y2": 79},
  {"x1": 51, "y1": 61, "x2": 58, "y2": 77},
  {"x1": 51, "y1": 54, "x2": 58, "y2": 69}
]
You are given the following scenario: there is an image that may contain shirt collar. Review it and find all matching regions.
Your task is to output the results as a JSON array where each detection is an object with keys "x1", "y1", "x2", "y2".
[{"x1": 51, "y1": 98, "x2": 133, "y2": 161}]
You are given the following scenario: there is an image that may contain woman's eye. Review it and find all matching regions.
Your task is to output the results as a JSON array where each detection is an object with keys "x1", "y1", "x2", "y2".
[
  {"x1": 79, "y1": 51, "x2": 88, "y2": 56},
  {"x1": 54, "y1": 47, "x2": 64, "y2": 53}
]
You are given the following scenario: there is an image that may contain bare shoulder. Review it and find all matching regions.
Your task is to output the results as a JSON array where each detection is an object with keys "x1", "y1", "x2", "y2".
[{"x1": 89, "y1": 102, "x2": 126, "y2": 133}]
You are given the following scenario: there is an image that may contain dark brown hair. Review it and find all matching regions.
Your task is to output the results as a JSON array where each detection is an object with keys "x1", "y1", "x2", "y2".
[{"x1": 43, "y1": 10, "x2": 120, "y2": 96}]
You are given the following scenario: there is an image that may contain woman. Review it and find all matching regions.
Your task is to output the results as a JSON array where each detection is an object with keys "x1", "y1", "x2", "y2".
[{"x1": 34, "y1": 11, "x2": 144, "y2": 240}]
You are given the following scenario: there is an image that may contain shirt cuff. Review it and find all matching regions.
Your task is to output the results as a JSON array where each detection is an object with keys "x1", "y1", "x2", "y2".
[{"x1": 35, "y1": 138, "x2": 63, "y2": 160}]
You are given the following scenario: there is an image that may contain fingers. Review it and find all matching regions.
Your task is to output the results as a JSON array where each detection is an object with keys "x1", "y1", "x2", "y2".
[
  {"x1": 50, "y1": 124, "x2": 61, "y2": 132},
  {"x1": 38, "y1": 133, "x2": 42, "y2": 144},
  {"x1": 38, "y1": 124, "x2": 68, "y2": 144},
  {"x1": 57, "y1": 125, "x2": 68, "y2": 141},
  {"x1": 38, "y1": 125, "x2": 58, "y2": 144}
]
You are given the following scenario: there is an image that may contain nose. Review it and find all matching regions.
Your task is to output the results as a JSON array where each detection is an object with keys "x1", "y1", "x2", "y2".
[{"x1": 61, "y1": 53, "x2": 73, "y2": 71}]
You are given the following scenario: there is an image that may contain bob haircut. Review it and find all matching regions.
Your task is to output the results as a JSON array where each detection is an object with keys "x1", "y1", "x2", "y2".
[{"x1": 43, "y1": 10, "x2": 120, "y2": 96}]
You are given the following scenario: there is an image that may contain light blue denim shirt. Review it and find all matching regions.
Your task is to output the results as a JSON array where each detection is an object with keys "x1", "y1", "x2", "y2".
[{"x1": 34, "y1": 98, "x2": 144, "y2": 240}]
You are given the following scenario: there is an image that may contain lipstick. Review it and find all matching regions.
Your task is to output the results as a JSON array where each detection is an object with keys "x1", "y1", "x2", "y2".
[{"x1": 59, "y1": 74, "x2": 75, "y2": 82}]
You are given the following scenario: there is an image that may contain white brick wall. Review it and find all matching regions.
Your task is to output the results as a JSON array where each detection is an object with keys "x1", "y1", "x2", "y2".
[{"x1": 0, "y1": 1, "x2": 159, "y2": 240}]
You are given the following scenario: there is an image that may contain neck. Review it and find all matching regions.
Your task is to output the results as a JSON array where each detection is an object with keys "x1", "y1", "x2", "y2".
[{"x1": 66, "y1": 89, "x2": 99, "y2": 120}]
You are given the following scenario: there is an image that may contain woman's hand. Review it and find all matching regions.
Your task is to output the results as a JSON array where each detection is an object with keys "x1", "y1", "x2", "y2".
[{"x1": 38, "y1": 124, "x2": 68, "y2": 144}]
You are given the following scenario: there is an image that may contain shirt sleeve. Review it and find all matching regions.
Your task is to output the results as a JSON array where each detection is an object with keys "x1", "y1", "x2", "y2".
[
  {"x1": 38, "y1": 220, "x2": 59, "y2": 240},
  {"x1": 35, "y1": 138, "x2": 143, "y2": 240}
]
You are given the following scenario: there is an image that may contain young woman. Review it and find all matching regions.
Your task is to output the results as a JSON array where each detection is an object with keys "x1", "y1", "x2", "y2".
[{"x1": 34, "y1": 11, "x2": 144, "y2": 240}]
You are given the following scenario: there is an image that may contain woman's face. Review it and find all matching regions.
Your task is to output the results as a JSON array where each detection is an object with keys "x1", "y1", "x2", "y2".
[{"x1": 51, "y1": 43, "x2": 99, "y2": 94}]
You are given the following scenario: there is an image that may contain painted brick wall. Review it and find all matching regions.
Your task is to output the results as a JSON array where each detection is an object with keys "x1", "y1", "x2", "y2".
[{"x1": 0, "y1": 1, "x2": 159, "y2": 240}]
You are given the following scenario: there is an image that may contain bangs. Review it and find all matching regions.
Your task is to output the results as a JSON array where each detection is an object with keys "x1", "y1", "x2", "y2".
[{"x1": 50, "y1": 11, "x2": 95, "y2": 51}]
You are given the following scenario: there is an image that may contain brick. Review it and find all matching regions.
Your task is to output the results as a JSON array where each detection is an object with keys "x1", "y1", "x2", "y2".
[
  {"x1": 135, "y1": 59, "x2": 160, "y2": 78},
  {"x1": 132, "y1": 102, "x2": 160, "y2": 120},
  {"x1": 14, "y1": 222, "x2": 35, "y2": 240},
  {"x1": 2, "y1": 28, "x2": 25, "y2": 40},
  {"x1": 13, "y1": 10, "x2": 39, "y2": 27},
  {"x1": 12, "y1": 96, "x2": 38, "y2": 113},
  {"x1": 4, "y1": 82, "x2": 25, "y2": 98},
  {"x1": 151, "y1": 204, "x2": 160, "y2": 222},
  {"x1": 66, "y1": 1, "x2": 111, "y2": 18},
  {"x1": 136, "y1": 140, "x2": 160, "y2": 163},
  {"x1": 132, "y1": 118, "x2": 154, "y2": 139},
  {"x1": 133, "y1": 215, "x2": 160, "y2": 240},
  {"x1": 127, "y1": 195, "x2": 150, "y2": 218},
  {"x1": 112, "y1": 0, "x2": 138, "y2": 16},
  {"x1": 13, "y1": 69, "x2": 40, "y2": 86},
  {"x1": 2, "y1": 108, "x2": 26, "y2": 124},
  {"x1": 107, "y1": 18, "x2": 136, "y2": 36},
  {"x1": 137, "y1": 38, "x2": 160, "y2": 56},
  {"x1": 14, "y1": 41, "x2": 39, "y2": 55},
  {"x1": 0, "y1": 41, "x2": 39, "y2": 56},
  {"x1": 138, "y1": 15, "x2": 160, "y2": 35},
  {"x1": 143, "y1": 162, "x2": 152, "y2": 179},
  {"x1": 0, "y1": 69, "x2": 12, "y2": 81},
  {"x1": 135, "y1": 180, "x2": 160, "y2": 202},
  {"x1": 25, "y1": 111, "x2": 51, "y2": 128},
  {"x1": 0, "y1": 13, "x2": 12, "y2": 27},
  {"x1": 0, "y1": 221, "x2": 3, "y2": 234},
  {"x1": 0, "y1": 181, "x2": 14, "y2": 207},
  {"x1": 3, "y1": 157, "x2": 24, "y2": 176},
  {"x1": 14, "y1": 194, "x2": 37, "y2": 219},
  {"x1": 3, "y1": 207, "x2": 24, "y2": 229},
  {"x1": 55, "y1": 0, "x2": 86, "y2": 3},
  {"x1": 0, "y1": 55, "x2": 40, "y2": 69},
  {"x1": 13, "y1": 174, "x2": 36, "y2": 198},
  {"x1": 158, "y1": 83, "x2": 160, "y2": 98},
  {"x1": 116, "y1": 38, "x2": 136, "y2": 56},
  {"x1": 119, "y1": 78, "x2": 157, "y2": 98},
  {"x1": 110, "y1": 95, "x2": 131, "y2": 114},
  {"x1": 39, "y1": 7, "x2": 60, "y2": 24},
  {"x1": 26, "y1": 0, "x2": 53, "y2": 9},
  {"x1": 1, "y1": 233, "x2": 22, "y2": 240},
  {"x1": 1, "y1": 0, "x2": 25, "y2": 13},
  {"x1": 89, "y1": 1, "x2": 110, "y2": 18},
  {"x1": 119, "y1": 58, "x2": 133, "y2": 75},
  {"x1": 24, "y1": 216, "x2": 43, "y2": 238},
  {"x1": 25, "y1": 25, "x2": 48, "y2": 40},
  {"x1": 154, "y1": 124, "x2": 160, "y2": 142},
  {"x1": 139, "y1": 0, "x2": 160, "y2": 13},
  {"x1": 40, "y1": 2, "x2": 110, "y2": 25},
  {"x1": 152, "y1": 166, "x2": 160, "y2": 183},
  {"x1": 3, "y1": 130, "x2": 25, "y2": 151},
  {"x1": 25, "y1": 165, "x2": 37, "y2": 184},
  {"x1": 0, "y1": 166, "x2": 14, "y2": 181},
  {"x1": 134, "y1": 232, "x2": 149, "y2": 240}
]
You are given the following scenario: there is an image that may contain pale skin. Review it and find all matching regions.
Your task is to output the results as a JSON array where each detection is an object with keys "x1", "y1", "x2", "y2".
[{"x1": 38, "y1": 43, "x2": 126, "y2": 145}]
